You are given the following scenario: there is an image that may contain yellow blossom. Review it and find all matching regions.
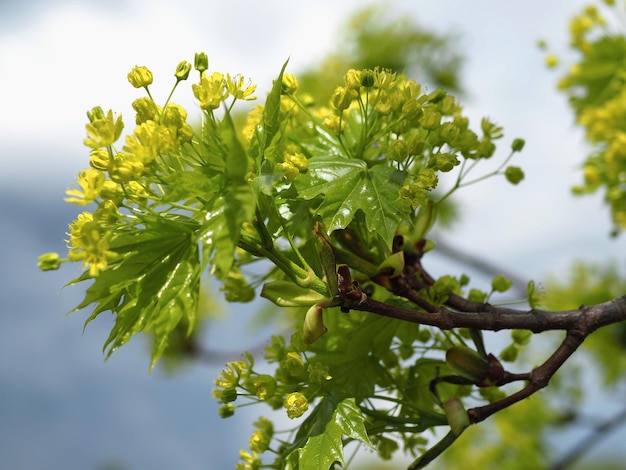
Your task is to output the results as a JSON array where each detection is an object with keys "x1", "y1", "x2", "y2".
[
  {"x1": 284, "y1": 392, "x2": 309, "y2": 419},
  {"x1": 84, "y1": 109, "x2": 124, "y2": 149},
  {"x1": 192, "y1": 71, "x2": 227, "y2": 110},
  {"x1": 66, "y1": 212, "x2": 116, "y2": 276},
  {"x1": 132, "y1": 97, "x2": 161, "y2": 125},
  {"x1": 226, "y1": 74, "x2": 257, "y2": 101},
  {"x1": 127, "y1": 65, "x2": 153, "y2": 88},
  {"x1": 242, "y1": 105, "x2": 264, "y2": 145},
  {"x1": 65, "y1": 168, "x2": 105, "y2": 205}
]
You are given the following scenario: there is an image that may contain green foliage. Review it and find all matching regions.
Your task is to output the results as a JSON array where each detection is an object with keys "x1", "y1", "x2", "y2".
[
  {"x1": 40, "y1": 2, "x2": 626, "y2": 469},
  {"x1": 40, "y1": 53, "x2": 527, "y2": 465}
]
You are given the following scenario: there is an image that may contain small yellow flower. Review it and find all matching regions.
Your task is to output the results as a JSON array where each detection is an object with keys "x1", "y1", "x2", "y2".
[
  {"x1": 65, "y1": 168, "x2": 105, "y2": 205},
  {"x1": 66, "y1": 212, "x2": 116, "y2": 276},
  {"x1": 545, "y1": 54, "x2": 559, "y2": 68},
  {"x1": 249, "y1": 430, "x2": 270, "y2": 453},
  {"x1": 242, "y1": 105, "x2": 264, "y2": 145},
  {"x1": 192, "y1": 71, "x2": 227, "y2": 110},
  {"x1": 174, "y1": 60, "x2": 192, "y2": 81},
  {"x1": 226, "y1": 74, "x2": 257, "y2": 101},
  {"x1": 194, "y1": 52, "x2": 209, "y2": 74},
  {"x1": 132, "y1": 97, "x2": 161, "y2": 125},
  {"x1": 89, "y1": 149, "x2": 111, "y2": 171},
  {"x1": 84, "y1": 109, "x2": 124, "y2": 149},
  {"x1": 344, "y1": 69, "x2": 362, "y2": 89},
  {"x1": 331, "y1": 86, "x2": 354, "y2": 111},
  {"x1": 38, "y1": 252, "x2": 61, "y2": 271},
  {"x1": 284, "y1": 152, "x2": 308, "y2": 171},
  {"x1": 284, "y1": 392, "x2": 309, "y2": 419},
  {"x1": 127, "y1": 65, "x2": 153, "y2": 88},
  {"x1": 373, "y1": 67, "x2": 396, "y2": 89},
  {"x1": 276, "y1": 162, "x2": 299, "y2": 182}
]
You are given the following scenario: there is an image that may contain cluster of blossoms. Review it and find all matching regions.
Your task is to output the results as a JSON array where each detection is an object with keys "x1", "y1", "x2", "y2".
[
  {"x1": 212, "y1": 334, "x2": 331, "y2": 468},
  {"x1": 546, "y1": 1, "x2": 626, "y2": 231},
  {"x1": 38, "y1": 52, "x2": 259, "y2": 275}
]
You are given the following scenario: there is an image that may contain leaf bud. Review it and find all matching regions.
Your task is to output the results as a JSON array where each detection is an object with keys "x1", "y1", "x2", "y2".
[
  {"x1": 284, "y1": 392, "x2": 309, "y2": 419},
  {"x1": 446, "y1": 345, "x2": 489, "y2": 383},
  {"x1": 174, "y1": 60, "x2": 192, "y2": 81},
  {"x1": 37, "y1": 252, "x2": 61, "y2": 271},
  {"x1": 194, "y1": 52, "x2": 209, "y2": 73},
  {"x1": 505, "y1": 166, "x2": 524, "y2": 185},
  {"x1": 443, "y1": 397, "x2": 470, "y2": 436},
  {"x1": 303, "y1": 304, "x2": 327, "y2": 344},
  {"x1": 127, "y1": 65, "x2": 153, "y2": 88}
]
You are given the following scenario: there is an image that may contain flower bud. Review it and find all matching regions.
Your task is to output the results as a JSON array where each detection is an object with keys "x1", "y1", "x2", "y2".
[
  {"x1": 443, "y1": 397, "x2": 470, "y2": 436},
  {"x1": 249, "y1": 430, "x2": 270, "y2": 453},
  {"x1": 491, "y1": 275, "x2": 512, "y2": 292},
  {"x1": 284, "y1": 392, "x2": 309, "y2": 419},
  {"x1": 127, "y1": 65, "x2": 153, "y2": 88},
  {"x1": 86, "y1": 106, "x2": 105, "y2": 123},
  {"x1": 406, "y1": 135, "x2": 425, "y2": 156},
  {"x1": 194, "y1": 52, "x2": 209, "y2": 73},
  {"x1": 511, "y1": 138, "x2": 525, "y2": 152},
  {"x1": 420, "y1": 110, "x2": 441, "y2": 131},
  {"x1": 476, "y1": 139, "x2": 496, "y2": 158},
  {"x1": 401, "y1": 99, "x2": 423, "y2": 121},
  {"x1": 505, "y1": 166, "x2": 524, "y2": 185},
  {"x1": 360, "y1": 69, "x2": 374, "y2": 88},
  {"x1": 281, "y1": 73, "x2": 299, "y2": 94},
  {"x1": 284, "y1": 152, "x2": 308, "y2": 171},
  {"x1": 435, "y1": 152, "x2": 459, "y2": 172},
  {"x1": 38, "y1": 252, "x2": 61, "y2": 271},
  {"x1": 132, "y1": 97, "x2": 160, "y2": 125},
  {"x1": 218, "y1": 404, "x2": 235, "y2": 418},
  {"x1": 344, "y1": 68, "x2": 362, "y2": 89},
  {"x1": 388, "y1": 140, "x2": 408, "y2": 162},
  {"x1": 89, "y1": 149, "x2": 111, "y2": 171},
  {"x1": 440, "y1": 122, "x2": 460, "y2": 145},
  {"x1": 174, "y1": 60, "x2": 192, "y2": 81},
  {"x1": 245, "y1": 374, "x2": 276, "y2": 400},
  {"x1": 331, "y1": 86, "x2": 353, "y2": 111},
  {"x1": 221, "y1": 387, "x2": 238, "y2": 403}
]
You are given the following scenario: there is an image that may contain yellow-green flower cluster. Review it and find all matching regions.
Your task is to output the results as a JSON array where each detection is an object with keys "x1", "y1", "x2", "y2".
[
  {"x1": 554, "y1": 2, "x2": 626, "y2": 230},
  {"x1": 66, "y1": 212, "x2": 116, "y2": 276}
]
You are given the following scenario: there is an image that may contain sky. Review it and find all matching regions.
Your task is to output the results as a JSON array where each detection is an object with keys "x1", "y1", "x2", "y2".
[{"x1": 1, "y1": 0, "x2": 626, "y2": 469}]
